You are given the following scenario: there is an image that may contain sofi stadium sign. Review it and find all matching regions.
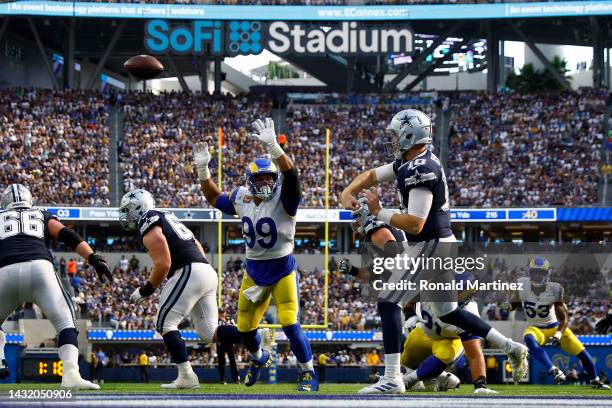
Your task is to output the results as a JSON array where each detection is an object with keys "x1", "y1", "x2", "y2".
[{"x1": 144, "y1": 19, "x2": 413, "y2": 56}]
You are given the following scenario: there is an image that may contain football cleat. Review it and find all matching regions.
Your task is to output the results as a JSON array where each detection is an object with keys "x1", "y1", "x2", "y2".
[
  {"x1": 506, "y1": 341, "x2": 529, "y2": 384},
  {"x1": 433, "y1": 372, "x2": 460, "y2": 391},
  {"x1": 61, "y1": 369, "x2": 100, "y2": 390},
  {"x1": 550, "y1": 366, "x2": 566, "y2": 384},
  {"x1": 244, "y1": 350, "x2": 272, "y2": 387},
  {"x1": 0, "y1": 359, "x2": 9, "y2": 380},
  {"x1": 591, "y1": 378, "x2": 611, "y2": 390},
  {"x1": 160, "y1": 372, "x2": 200, "y2": 389},
  {"x1": 297, "y1": 370, "x2": 319, "y2": 392},
  {"x1": 474, "y1": 386, "x2": 498, "y2": 394},
  {"x1": 259, "y1": 327, "x2": 273, "y2": 351},
  {"x1": 359, "y1": 376, "x2": 406, "y2": 394},
  {"x1": 407, "y1": 381, "x2": 426, "y2": 391}
]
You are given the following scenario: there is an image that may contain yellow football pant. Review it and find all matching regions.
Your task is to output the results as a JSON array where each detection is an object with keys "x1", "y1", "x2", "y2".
[
  {"x1": 523, "y1": 326, "x2": 584, "y2": 356},
  {"x1": 401, "y1": 326, "x2": 464, "y2": 369},
  {"x1": 237, "y1": 271, "x2": 299, "y2": 332}
]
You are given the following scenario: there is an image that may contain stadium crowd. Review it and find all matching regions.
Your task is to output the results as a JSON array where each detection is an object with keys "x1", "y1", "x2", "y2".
[
  {"x1": 448, "y1": 89, "x2": 606, "y2": 206},
  {"x1": 0, "y1": 88, "x2": 607, "y2": 208},
  {"x1": 0, "y1": 88, "x2": 111, "y2": 206}
]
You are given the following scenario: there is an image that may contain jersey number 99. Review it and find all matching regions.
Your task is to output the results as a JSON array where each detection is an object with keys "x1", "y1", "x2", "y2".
[{"x1": 242, "y1": 217, "x2": 277, "y2": 249}]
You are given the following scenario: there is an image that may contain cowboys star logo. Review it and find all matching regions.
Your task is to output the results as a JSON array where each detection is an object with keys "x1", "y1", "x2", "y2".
[{"x1": 400, "y1": 115, "x2": 421, "y2": 128}]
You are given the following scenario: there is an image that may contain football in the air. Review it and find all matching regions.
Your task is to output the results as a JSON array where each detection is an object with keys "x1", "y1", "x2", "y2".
[{"x1": 124, "y1": 55, "x2": 164, "y2": 80}]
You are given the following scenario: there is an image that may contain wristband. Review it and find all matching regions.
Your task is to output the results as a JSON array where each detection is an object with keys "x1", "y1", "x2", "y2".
[
  {"x1": 197, "y1": 166, "x2": 211, "y2": 181},
  {"x1": 377, "y1": 208, "x2": 395, "y2": 226},
  {"x1": 553, "y1": 330, "x2": 562, "y2": 339},
  {"x1": 267, "y1": 143, "x2": 285, "y2": 159},
  {"x1": 139, "y1": 281, "x2": 156, "y2": 297}
]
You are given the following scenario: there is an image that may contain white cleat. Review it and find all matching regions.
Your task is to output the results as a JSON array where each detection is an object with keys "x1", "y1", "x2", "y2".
[
  {"x1": 506, "y1": 341, "x2": 529, "y2": 384},
  {"x1": 61, "y1": 370, "x2": 100, "y2": 390},
  {"x1": 259, "y1": 327, "x2": 273, "y2": 351},
  {"x1": 358, "y1": 376, "x2": 405, "y2": 394},
  {"x1": 550, "y1": 365, "x2": 566, "y2": 384},
  {"x1": 474, "y1": 386, "x2": 498, "y2": 394},
  {"x1": 433, "y1": 372, "x2": 461, "y2": 391},
  {"x1": 161, "y1": 372, "x2": 200, "y2": 389},
  {"x1": 407, "y1": 380, "x2": 426, "y2": 391}
]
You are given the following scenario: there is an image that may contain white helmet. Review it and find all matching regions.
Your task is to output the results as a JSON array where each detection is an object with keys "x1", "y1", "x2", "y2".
[
  {"x1": 1, "y1": 184, "x2": 33, "y2": 210},
  {"x1": 119, "y1": 189, "x2": 155, "y2": 231},
  {"x1": 384, "y1": 109, "x2": 433, "y2": 160}
]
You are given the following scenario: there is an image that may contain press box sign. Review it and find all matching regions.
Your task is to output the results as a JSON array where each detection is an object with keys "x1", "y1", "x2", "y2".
[{"x1": 144, "y1": 19, "x2": 413, "y2": 56}]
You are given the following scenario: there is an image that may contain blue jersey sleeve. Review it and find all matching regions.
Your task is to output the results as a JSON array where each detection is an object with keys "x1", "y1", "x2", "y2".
[
  {"x1": 398, "y1": 161, "x2": 439, "y2": 192},
  {"x1": 280, "y1": 168, "x2": 301, "y2": 216},
  {"x1": 138, "y1": 210, "x2": 164, "y2": 238},
  {"x1": 216, "y1": 192, "x2": 237, "y2": 216}
]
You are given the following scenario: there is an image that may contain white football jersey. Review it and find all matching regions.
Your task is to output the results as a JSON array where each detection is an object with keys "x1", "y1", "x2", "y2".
[
  {"x1": 231, "y1": 186, "x2": 295, "y2": 261},
  {"x1": 416, "y1": 301, "x2": 480, "y2": 340},
  {"x1": 516, "y1": 277, "x2": 563, "y2": 327}
]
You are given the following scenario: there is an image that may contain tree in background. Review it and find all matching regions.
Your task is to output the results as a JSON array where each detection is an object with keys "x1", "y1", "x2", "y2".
[{"x1": 506, "y1": 55, "x2": 571, "y2": 92}]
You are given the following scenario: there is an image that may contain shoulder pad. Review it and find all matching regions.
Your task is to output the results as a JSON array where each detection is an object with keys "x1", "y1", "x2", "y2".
[
  {"x1": 138, "y1": 210, "x2": 163, "y2": 236},
  {"x1": 232, "y1": 187, "x2": 253, "y2": 205}
]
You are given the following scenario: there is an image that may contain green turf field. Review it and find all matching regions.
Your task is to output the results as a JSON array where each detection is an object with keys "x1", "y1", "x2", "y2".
[{"x1": 0, "y1": 383, "x2": 608, "y2": 397}]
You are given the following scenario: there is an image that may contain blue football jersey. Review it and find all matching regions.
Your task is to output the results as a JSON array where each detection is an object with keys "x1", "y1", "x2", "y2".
[
  {"x1": 137, "y1": 210, "x2": 207, "y2": 277},
  {"x1": 0, "y1": 208, "x2": 57, "y2": 269},
  {"x1": 393, "y1": 150, "x2": 452, "y2": 242}
]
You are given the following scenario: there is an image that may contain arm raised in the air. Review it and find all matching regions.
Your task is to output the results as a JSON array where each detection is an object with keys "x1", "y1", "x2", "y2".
[
  {"x1": 252, "y1": 118, "x2": 301, "y2": 215},
  {"x1": 193, "y1": 142, "x2": 236, "y2": 216}
]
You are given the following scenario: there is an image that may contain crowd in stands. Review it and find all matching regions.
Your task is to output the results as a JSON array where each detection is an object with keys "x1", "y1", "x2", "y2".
[
  {"x1": 0, "y1": 88, "x2": 111, "y2": 206},
  {"x1": 1, "y1": 87, "x2": 607, "y2": 208},
  {"x1": 448, "y1": 89, "x2": 606, "y2": 206}
]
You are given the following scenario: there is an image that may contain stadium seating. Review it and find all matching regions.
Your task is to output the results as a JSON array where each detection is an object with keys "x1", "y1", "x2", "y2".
[{"x1": 0, "y1": 88, "x2": 606, "y2": 209}]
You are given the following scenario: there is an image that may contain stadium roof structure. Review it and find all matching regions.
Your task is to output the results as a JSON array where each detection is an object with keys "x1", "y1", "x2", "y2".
[{"x1": 2, "y1": 1, "x2": 611, "y2": 92}]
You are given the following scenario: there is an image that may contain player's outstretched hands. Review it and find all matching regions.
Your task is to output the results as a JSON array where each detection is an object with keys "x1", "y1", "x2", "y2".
[
  {"x1": 253, "y1": 118, "x2": 284, "y2": 159},
  {"x1": 362, "y1": 189, "x2": 382, "y2": 216},
  {"x1": 88, "y1": 253, "x2": 112, "y2": 283},
  {"x1": 253, "y1": 118, "x2": 276, "y2": 145},
  {"x1": 193, "y1": 142, "x2": 212, "y2": 181},
  {"x1": 595, "y1": 313, "x2": 612, "y2": 334}
]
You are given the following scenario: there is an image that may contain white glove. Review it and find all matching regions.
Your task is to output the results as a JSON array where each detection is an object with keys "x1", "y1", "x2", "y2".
[
  {"x1": 193, "y1": 142, "x2": 212, "y2": 181},
  {"x1": 130, "y1": 287, "x2": 146, "y2": 305},
  {"x1": 253, "y1": 118, "x2": 284, "y2": 159}
]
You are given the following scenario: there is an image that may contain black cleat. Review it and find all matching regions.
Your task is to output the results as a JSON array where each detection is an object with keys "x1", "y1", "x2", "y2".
[{"x1": 0, "y1": 359, "x2": 9, "y2": 380}]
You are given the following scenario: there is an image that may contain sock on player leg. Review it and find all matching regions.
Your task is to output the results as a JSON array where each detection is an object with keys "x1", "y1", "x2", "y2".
[
  {"x1": 416, "y1": 356, "x2": 448, "y2": 380},
  {"x1": 524, "y1": 335, "x2": 553, "y2": 370},
  {"x1": 58, "y1": 328, "x2": 80, "y2": 372},
  {"x1": 577, "y1": 350, "x2": 597, "y2": 380},
  {"x1": 216, "y1": 325, "x2": 243, "y2": 344},
  {"x1": 0, "y1": 330, "x2": 6, "y2": 362},
  {"x1": 485, "y1": 328, "x2": 512, "y2": 350},
  {"x1": 439, "y1": 308, "x2": 493, "y2": 339},
  {"x1": 377, "y1": 301, "x2": 402, "y2": 379},
  {"x1": 282, "y1": 323, "x2": 313, "y2": 371},
  {"x1": 162, "y1": 331, "x2": 188, "y2": 364}
]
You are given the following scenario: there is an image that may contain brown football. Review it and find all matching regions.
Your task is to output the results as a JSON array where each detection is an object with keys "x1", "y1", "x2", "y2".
[{"x1": 124, "y1": 55, "x2": 164, "y2": 80}]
